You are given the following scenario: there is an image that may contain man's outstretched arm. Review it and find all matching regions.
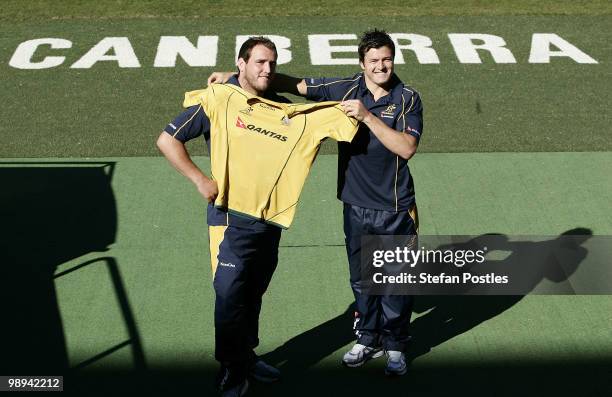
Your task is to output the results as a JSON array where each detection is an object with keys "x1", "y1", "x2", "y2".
[
  {"x1": 207, "y1": 72, "x2": 307, "y2": 96},
  {"x1": 270, "y1": 73, "x2": 307, "y2": 96},
  {"x1": 156, "y1": 132, "x2": 218, "y2": 203}
]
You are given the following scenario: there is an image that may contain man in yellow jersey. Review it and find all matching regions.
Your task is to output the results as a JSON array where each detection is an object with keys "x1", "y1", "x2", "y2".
[
  {"x1": 208, "y1": 30, "x2": 422, "y2": 377},
  {"x1": 158, "y1": 37, "x2": 358, "y2": 396}
]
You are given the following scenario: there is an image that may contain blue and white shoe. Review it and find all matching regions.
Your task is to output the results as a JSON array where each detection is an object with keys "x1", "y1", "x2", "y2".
[
  {"x1": 384, "y1": 350, "x2": 408, "y2": 376},
  {"x1": 342, "y1": 343, "x2": 384, "y2": 367}
]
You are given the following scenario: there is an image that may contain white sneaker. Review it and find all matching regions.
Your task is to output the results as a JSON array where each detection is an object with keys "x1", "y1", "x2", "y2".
[
  {"x1": 385, "y1": 350, "x2": 407, "y2": 376},
  {"x1": 342, "y1": 343, "x2": 384, "y2": 367}
]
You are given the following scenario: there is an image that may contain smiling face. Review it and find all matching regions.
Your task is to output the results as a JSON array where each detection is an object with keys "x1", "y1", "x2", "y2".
[
  {"x1": 237, "y1": 44, "x2": 277, "y2": 96},
  {"x1": 360, "y1": 45, "x2": 394, "y2": 88}
]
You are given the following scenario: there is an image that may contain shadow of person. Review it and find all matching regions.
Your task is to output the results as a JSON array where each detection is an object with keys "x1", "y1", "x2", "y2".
[
  {"x1": 260, "y1": 303, "x2": 357, "y2": 373},
  {"x1": 244, "y1": 229, "x2": 603, "y2": 397},
  {"x1": 258, "y1": 229, "x2": 594, "y2": 373},
  {"x1": 407, "y1": 228, "x2": 593, "y2": 362},
  {"x1": 0, "y1": 162, "x2": 123, "y2": 374}
]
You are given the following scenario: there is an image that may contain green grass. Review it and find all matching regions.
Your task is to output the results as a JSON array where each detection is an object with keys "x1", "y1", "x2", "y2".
[
  {"x1": 1, "y1": 15, "x2": 610, "y2": 157},
  {"x1": 1, "y1": 0, "x2": 611, "y2": 22}
]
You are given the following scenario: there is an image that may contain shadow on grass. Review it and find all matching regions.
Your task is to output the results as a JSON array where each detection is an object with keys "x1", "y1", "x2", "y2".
[
  {"x1": 1, "y1": 168, "x2": 605, "y2": 397},
  {"x1": 65, "y1": 230, "x2": 607, "y2": 396},
  {"x1": 64, "y1": 359, "x2": 611, "y2": 397},
  {"x1": 0, "y1": 162, "x2": 145, "y2": 374}
]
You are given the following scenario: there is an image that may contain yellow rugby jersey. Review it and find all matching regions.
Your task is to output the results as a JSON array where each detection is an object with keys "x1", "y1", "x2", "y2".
[{"x1": 183, "y1": 84, "x2": 359, "y2": 229}]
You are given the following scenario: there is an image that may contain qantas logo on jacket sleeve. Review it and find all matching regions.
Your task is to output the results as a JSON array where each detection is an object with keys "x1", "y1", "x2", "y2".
[
  {"x1": 404, "y1": 125, "x2": 421, "y2": 136},
  {"x1": 235, "y1": 116, "x2": 288, "y2": 142}
]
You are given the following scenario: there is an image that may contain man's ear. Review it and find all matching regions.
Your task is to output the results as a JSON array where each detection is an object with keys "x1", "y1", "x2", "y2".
[
  {"x1": 237, "y1": 58, "x2": 246, "y2": 74},
  {"x1": 359, "y1": 60, "x2": 365, "y2": 71}
]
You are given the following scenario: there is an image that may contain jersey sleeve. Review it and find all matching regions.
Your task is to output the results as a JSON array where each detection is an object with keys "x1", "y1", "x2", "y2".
[
  {"x1": 314, "y1": 105, "x2": 360, "y2": 143},
  {"x1": 163, "y1": 105, "x2": 211, "y2": 143},
  {"x1": 400, "y1": 90, "x2": 423, "y2": 142},
  {"x1": 305, "y1": 77, "x2": 347, "y2": 102}
]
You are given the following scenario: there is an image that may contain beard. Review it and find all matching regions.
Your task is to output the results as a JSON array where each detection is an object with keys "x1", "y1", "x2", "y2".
[{"x1": 244, "y1": 73, "x2": 272, "y2": 94}]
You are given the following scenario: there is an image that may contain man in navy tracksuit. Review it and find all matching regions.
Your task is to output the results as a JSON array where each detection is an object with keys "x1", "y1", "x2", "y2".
[
  {"x1": 208, "y1": 29, "x2": 423, "y2": 377},
  {"x1": 302, "y1": 31, "x2": 422, "y2": 376}
]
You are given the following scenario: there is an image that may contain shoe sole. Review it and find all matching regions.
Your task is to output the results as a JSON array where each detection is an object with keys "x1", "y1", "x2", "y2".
[{"x1": 342, "y1": 349, "x2": 384, "y2": 368}]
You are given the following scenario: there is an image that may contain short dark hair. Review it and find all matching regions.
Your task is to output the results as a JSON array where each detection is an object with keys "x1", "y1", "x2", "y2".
[
  {"x1": 237, "y1": 36, "x2": 277, "y2": 63},
  {"x1": 358, "y1": 29, "x2": 395, "y2": 63}
]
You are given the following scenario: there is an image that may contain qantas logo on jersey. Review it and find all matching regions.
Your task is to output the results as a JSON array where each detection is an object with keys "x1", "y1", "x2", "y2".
[
  {"x1": 236, "y1": 116, "x2": 247, "y2": 128},
  {"x1": 235, "y1": 116, "x2": 288, "y2": 142}
]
